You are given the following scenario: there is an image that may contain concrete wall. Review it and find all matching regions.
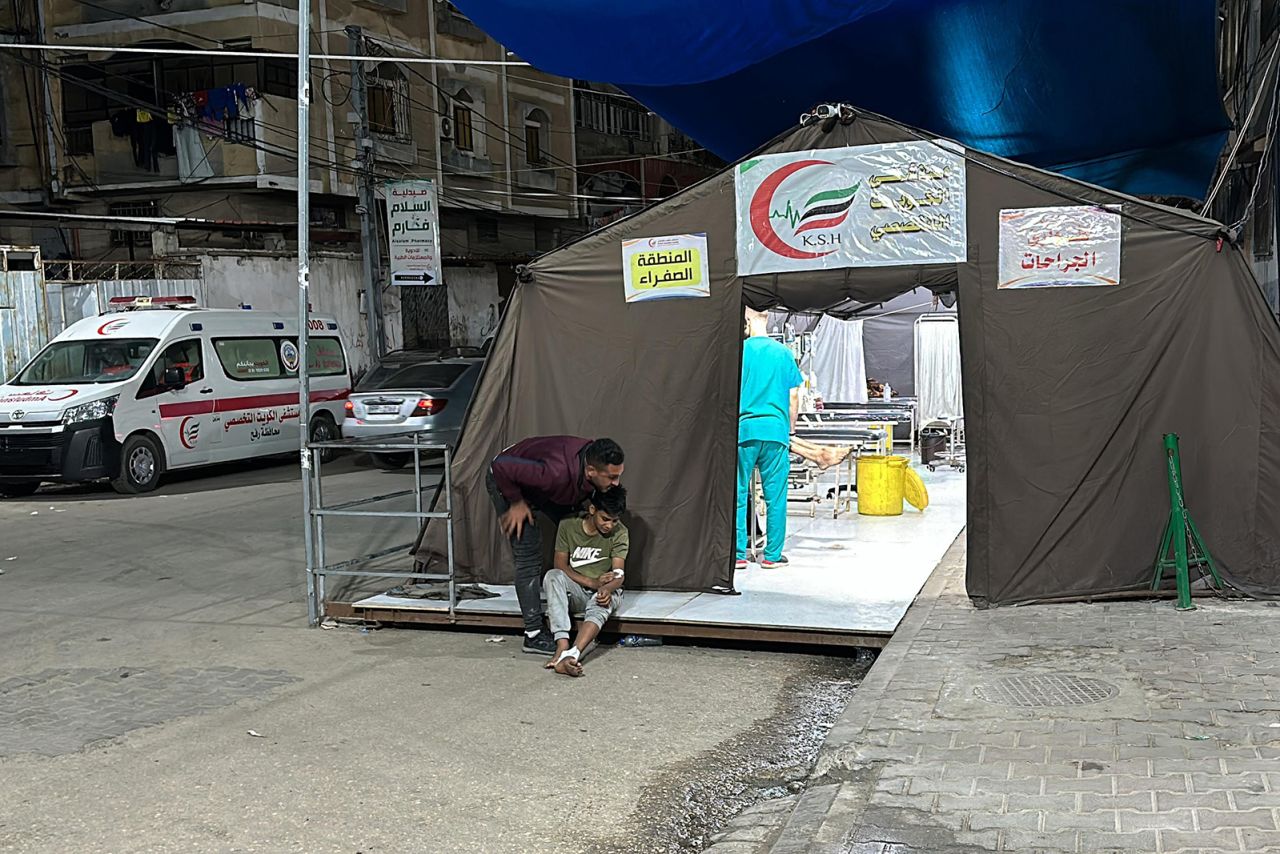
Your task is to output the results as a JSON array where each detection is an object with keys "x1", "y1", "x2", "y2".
[
  {"x1": 444, "y1": 264, "x2": 500, "y2": 347},
  {"x1": 195, "y1": 251, "x2": 402, "y2": 372}
]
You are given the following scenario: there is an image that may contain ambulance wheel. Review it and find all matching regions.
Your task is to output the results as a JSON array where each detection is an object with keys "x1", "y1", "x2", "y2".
[
  {"x1": 373, "y1": 453, "x2": 409, "y2": 470},
  {"x1": 0, "y1": 482, "x2": 39, "y2": 498},
  {"x1": 112, "y1": 433, "x2": 163, "y2": 494},
  {"x1": 309, "y1": 415, "x2": 338, "y2": 463}
]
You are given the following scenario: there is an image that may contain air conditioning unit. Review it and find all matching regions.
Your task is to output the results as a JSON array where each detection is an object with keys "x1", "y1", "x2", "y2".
[{"x1": 439, "y1": 116, "x2": 454, "y2": 140}]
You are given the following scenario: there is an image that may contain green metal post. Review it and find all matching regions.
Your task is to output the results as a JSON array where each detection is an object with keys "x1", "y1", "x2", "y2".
[{"x1": 1151, "y1": 433, "x2": 1223, "y2": 610}]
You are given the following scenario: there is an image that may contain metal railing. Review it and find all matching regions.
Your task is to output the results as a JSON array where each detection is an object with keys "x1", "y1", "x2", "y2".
[{"x1": 304, "y1": 433, "x2": 456, "y2": 625}]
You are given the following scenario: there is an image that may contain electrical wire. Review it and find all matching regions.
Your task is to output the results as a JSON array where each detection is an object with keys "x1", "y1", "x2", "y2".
[
  {"x1": 38, "y1": 36, "x2": 690, "y2": 207},
  {"x1": 1227, "y1": 70, "x2": 1280, "y2": 234},
  {"x1": 1203, "y1": 38, "x2": 1280, "y2": 214},
  {"x1": 0, "y1": 41, "x2": 530, "y2": 65}
]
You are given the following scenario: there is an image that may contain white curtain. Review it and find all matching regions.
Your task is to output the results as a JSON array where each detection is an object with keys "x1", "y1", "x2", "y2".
[
  {"x1": 812, "y1": 316, "x2": 868, "y2": 403},
  {"x1": 915, "y1": 316, "x2": 962, "y2": 423}
]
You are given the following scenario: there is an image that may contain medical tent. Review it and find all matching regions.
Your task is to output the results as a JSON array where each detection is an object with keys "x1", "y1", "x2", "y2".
[{"x1": 416, "y1": 110, "x2": 1280, "y2": 607}]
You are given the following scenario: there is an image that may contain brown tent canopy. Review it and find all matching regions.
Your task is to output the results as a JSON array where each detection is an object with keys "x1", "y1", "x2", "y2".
[{"x1": 416, "y1": 110, "x2": 1280, "y2": 607}]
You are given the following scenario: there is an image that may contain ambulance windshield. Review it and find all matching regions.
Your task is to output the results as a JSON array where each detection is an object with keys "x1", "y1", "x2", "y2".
[{"x1": 14, "y1": 339, "x2": 158, "y2": 385}]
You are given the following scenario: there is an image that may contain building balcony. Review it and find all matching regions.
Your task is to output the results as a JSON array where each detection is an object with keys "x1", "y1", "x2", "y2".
[{"x1": 62, "y1": 99, "x2": 300, "y2": 192}]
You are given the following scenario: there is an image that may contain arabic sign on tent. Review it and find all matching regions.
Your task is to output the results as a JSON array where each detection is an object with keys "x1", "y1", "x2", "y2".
[
  {"x1": 734, "y1": 141, "x2": 967, "y2": 277},
  {"x1": 621, "y1": 233, "x2": 711, "y2": 302},
  {"x1": 386, "y1": 180, "x2": 442, "y2": 286},
  {"x1": 997, "y1": 205, "x2": 1122, "y2": 289}
]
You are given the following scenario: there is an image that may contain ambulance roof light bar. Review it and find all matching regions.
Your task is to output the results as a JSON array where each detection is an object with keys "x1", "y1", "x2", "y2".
[{"x1": 105, "y1": 295, "x2": 200, "y2": 313}]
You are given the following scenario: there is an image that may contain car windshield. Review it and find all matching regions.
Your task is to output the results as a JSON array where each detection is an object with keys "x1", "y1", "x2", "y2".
[
  {"x1": 357, "y1": 362, "x2": 469, "y2": 392},
  {"x1": 13, "y1": 338, "x2": 158, "y2": 385}
]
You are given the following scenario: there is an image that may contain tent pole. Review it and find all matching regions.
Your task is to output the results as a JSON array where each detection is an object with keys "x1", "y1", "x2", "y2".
[{"x1": 297, "y1": 0, "x2": 317, "y2": 626}]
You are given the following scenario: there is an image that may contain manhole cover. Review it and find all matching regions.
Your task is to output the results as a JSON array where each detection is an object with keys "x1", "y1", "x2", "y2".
[{"x1": 974, "y1": 674, "x2": 1118, "y2": 708}]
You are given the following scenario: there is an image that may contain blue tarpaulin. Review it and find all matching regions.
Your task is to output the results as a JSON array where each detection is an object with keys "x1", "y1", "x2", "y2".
[{"x1": 453, "y1": 0, "x2": 1230, "y2": 198}]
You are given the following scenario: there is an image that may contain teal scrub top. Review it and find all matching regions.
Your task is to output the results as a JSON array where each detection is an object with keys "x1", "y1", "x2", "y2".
[{"x1": 738, "y1": 336, "x2": 804, "y2": 445}]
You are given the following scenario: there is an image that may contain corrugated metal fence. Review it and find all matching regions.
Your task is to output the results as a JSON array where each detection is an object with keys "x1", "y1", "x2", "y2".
[{"x1": 0, "y1": 250, "x2": 203, "y2": 381}]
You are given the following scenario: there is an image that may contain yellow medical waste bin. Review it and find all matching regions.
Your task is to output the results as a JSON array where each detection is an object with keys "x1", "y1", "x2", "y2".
[{"x1": 857, "y1": 455, "x2": 908, "y2": 516}]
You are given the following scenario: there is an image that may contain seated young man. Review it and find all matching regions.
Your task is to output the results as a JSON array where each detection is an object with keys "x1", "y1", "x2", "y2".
[{"x1": 542, "y1": 487, "x2": 629, "y2": 677}]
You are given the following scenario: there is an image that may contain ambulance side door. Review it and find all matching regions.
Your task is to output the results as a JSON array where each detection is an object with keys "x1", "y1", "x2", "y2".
[{"x1": 139, "y1": 338, "x2": 212, "y2": 467}]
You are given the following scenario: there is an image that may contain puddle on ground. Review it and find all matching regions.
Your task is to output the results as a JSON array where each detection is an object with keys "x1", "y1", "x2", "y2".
[{"x1": 590, "y1": 650, "x2": 873, "y2": 854}]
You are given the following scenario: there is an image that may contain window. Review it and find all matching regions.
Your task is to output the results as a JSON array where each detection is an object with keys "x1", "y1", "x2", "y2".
[
  {"x1": 476, "y1": 217, "x2": 499, "y2": 243},
  {"x1": 261, "y1": 60, "x2": 296, "y2": 98},
  {"x1": 109, "y1": 200, "x2": 159, "y2": 248},
  {"x1": 137, "y1": 339, "x2": 204, "y2": 399},
  {"x1": 310, "y1": 205, "x2": 347, "y2": 229},
  {"x1": 369, "y1": 63, "x2": 410, "y2": 140},
  {"x1": 357, "y1": 362, "x2": 466, "y2": 391},
  {"x1": 15, "y1": 339, "x2": 157, "y2": 385},
  {"x1": 1256, "y1": 160, "x2": 1275, "y2": 260},
  {"x1": 524, "y1": 108, "x2": 548, "y2": 166},
  {"x1": 214, "y1": 338, "x2": 283, "y2": 381},
  {"x1": 452, "y1": 89, "x2": 475, "y2": 152},
  {"x1": 304, "y1": 337, "x2": 347, "y2": 376},
  {"x1": 573, "y1": 89, "x2": 652, "y2": 140},
  {"x1": 215, "y1": 336, "x2": 344, "y2": 381}
]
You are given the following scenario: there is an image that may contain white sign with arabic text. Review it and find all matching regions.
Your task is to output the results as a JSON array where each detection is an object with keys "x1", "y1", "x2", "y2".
[
  {"x1": 997, "y1": 205, "x2": 1122, "y2": 289},
  {"x1": 734, "y1": 141, "x2": 967, "y2": 277},
  {"x1": 386, "y1": 180, "x2": 442, "y2": 287}
]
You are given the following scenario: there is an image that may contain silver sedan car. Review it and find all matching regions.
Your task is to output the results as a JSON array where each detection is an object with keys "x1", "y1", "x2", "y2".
[{"x1": 342, "y1": 354, "x2": 483, "y2": 468}]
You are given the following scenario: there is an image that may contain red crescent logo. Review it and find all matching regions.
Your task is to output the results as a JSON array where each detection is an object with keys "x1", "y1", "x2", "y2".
[
  {"x1": 45, "y1": 389, "x2": 79, "y2": 402},
  {"x1": 179, "y1": 416, "x2": 198, "y2": 449},
  {"x1": 97, "y1": 319, "x2": 128, "y2": 335},
  {"x1": 748, "y1": 160, "x2": 839, "y2": 260}
]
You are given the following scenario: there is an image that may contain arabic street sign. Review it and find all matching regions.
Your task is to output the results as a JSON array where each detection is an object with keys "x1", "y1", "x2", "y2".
[{"x1": 386, "y1": 180, "x2": 442, "y2": 287}]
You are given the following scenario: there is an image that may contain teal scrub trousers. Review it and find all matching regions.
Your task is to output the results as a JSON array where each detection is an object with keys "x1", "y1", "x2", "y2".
[{"x1": 737, "y1": 439, "x2": 790, "y2": 561}]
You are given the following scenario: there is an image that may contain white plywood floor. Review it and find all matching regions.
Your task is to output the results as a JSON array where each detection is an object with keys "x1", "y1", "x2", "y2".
[{"x1": 353, "y1": 464, "x2": 967, "y2": 636}]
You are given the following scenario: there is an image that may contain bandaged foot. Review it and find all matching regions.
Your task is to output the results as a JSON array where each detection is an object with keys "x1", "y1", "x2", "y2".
[{"x1": 551, "y1": 646, "x2": 583, "y2": 677}]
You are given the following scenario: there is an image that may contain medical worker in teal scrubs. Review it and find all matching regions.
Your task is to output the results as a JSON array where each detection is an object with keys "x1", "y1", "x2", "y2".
[{"x1": 737, "y1": 307, "x2": 804, "y2": 569}]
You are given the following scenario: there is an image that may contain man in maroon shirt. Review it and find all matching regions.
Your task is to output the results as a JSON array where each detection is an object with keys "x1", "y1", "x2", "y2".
[{"x1": 486, "y1": 436, "x2": 625, "y2": 654}]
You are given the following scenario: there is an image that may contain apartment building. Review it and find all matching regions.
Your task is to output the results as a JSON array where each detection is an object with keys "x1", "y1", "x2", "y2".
[{"x1": 0, "y1": 0, "x2": 580, "y2": 359}]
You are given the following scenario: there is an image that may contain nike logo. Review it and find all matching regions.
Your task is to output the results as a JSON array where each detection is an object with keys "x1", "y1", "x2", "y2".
[{"x1": 569, "y1": 546, "x2": 604, "y2": 568}]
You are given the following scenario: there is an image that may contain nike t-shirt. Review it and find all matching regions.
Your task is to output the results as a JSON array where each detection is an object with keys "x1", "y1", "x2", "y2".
[
  {"x1": 739, "y1": 336, "x2": 804, "y2": 445},
  {"x1": 555, "y1": 516, "x2": 630, "y2": 580}
]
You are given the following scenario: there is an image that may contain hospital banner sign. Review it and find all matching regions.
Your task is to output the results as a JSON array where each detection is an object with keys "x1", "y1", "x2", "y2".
[
  {"x1": 734, "y1": 141, "x2": 967, "y2": 277},
  {"x1": 997, "y1": 205, "x2": 1122, "y2": 289},
  {"x1": 386, "y1": 180, "x2": 442, "y2": 286},
  {"x1": 621, "y1": 233, "x2": 711, "y2": 302}
]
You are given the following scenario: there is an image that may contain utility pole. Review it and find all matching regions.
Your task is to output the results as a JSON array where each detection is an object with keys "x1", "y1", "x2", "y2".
[
  {"x1": 26, "y1": 0, "x2": 60, "y2": 199},
  {"x1": 347, "y1": 26, "x2": 386, "y2": 360}
]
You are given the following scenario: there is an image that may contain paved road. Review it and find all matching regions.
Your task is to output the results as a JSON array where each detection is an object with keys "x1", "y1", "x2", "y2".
[{"x1": 0, "y1": 456, "x2": 862, "y2": 854}]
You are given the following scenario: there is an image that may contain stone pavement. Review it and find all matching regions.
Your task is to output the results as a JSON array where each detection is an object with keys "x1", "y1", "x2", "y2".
[
  {"x1": 0, "y1": 666, "x2": 299, "y2": 758},
  {"x1": 708, "y1": 535, "x2": 1280, "y2": 854}
]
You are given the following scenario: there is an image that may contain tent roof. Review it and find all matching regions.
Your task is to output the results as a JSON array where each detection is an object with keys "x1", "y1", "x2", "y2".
[
  {"x1": 528, "y1": 107, "x2": 1227, "y2": 317},
  {"x1": 455, "y1": 0, "x2": 1229, "y2": 197}
]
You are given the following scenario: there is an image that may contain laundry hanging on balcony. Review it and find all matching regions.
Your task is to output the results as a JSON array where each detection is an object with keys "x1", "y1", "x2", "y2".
[
  {"x1": 175, "y1": 125, "x2": 214, "y2": 184},
  {"x1": 108, "y1": 109, "x2": 175, "y2": 173}
]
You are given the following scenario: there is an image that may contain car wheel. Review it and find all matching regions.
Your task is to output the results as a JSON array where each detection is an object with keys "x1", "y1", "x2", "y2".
[
  {"x1": 0, "y1": 482, "x2": 40, "y2": 498},
  {"x1": 309, "y1": 415, "x2": 339, "y2": 463},
  {"x1": 112, "y1": 433, "x2": 163, "y2": 494},
  {"x1": 373, "y1": 452, "x2": 410, "y2": 470}
]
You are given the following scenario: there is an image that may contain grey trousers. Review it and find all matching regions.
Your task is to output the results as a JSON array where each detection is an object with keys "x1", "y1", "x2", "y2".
[
  {"x1": 485, "y1": 472, "x2": 574, "y2": 633},
  {"x1": 543, "y1": 568, "x2": 621, "y2": 641}
]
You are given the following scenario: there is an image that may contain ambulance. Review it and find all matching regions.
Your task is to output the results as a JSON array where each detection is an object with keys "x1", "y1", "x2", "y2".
[{"x1": 0, "y1": 296, "x2": 351, "y2": 496}]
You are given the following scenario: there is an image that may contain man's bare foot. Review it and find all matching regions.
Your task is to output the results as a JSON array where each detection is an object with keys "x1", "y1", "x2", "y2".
[{"x1": 553, "y1": 656, "x2": 583, "y2": 677}]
